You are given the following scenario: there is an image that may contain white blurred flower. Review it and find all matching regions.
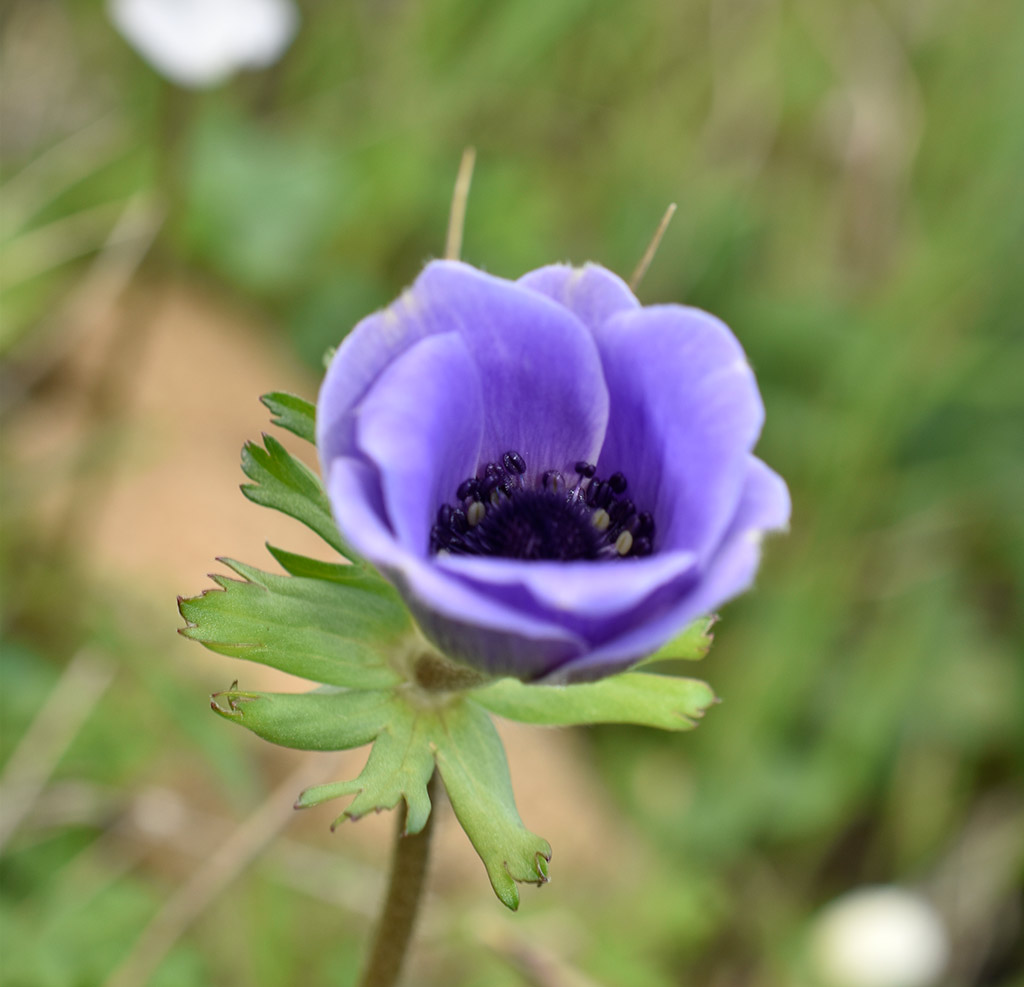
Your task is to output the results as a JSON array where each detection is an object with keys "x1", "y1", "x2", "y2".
[
  {"x1": 809, "y1": 886, "x2": 950, "y2": 987},
  {"x1": 108, "y1": 0, "x2": 299, "y2": 89}
]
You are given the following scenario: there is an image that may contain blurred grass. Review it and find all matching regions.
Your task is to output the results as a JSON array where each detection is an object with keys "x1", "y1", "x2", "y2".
[{"x1": 2, "y1": 0, "x2": 1023, "y2": 984}]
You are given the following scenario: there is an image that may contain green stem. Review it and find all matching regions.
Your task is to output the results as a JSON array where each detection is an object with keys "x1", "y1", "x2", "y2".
[{"x1": 357, "y1": 773, "x2": 439, "y2": 987}]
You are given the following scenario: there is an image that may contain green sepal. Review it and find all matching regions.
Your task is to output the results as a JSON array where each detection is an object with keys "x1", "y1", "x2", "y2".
[
  {"x1": 436, "y1": 700, "x2": 552, "y2": 910},
  {"x1": 179, "y1": 559, "x2": 408, "y2": 688},
  {"x1": 210, "y1": 685, "x2": 395, "y2": 750},
  {"x1": 637, "y1": 615, "x2": 717, "y2": 666},
  {"x1": 260, "y1": 391, "x2": 316, "y2": 444},
  {"x1": 472, "y1": 672, "x2": 716, "y2": 731},
  {"x1": 265, "y1": 544, "x2": 385, "y2": 589},
  {"x1": 210, "y1": 683, "x2": 434, "y2": 833},
  {"x1": 325, "y1": 711, "x2": 437, "y2": 833},
  {"x1": 241, "y1": 688, "x2": 552, "y2": 908},
  {"x1": 294, "y1": 780, "x2": 354, "y2": 810},
  {"x1": 240, "y1": 432, "x2": 357, "y2": 561}
]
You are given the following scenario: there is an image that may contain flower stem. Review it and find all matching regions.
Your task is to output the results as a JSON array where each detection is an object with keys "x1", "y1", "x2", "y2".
[{"x1": 357, "y1": 772, "x2": 440, "y2": 987}]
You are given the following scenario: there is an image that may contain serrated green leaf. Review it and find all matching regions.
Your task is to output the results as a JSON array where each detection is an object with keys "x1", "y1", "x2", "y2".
[
  {"x1": 210, "y1": 685, "x2": 396, "y2": 750},
  {"x1": 261, "y1": 391, "x2": 316, "y2": 444},
  {"x1": 294, "y1": 779, "x2": 354, "y2": 810},
  {"x1": 292, "y1": 722, "x2": 435, "y2": 833},
  {"x1": 179, "y1": 559, "x2": 408, "y2": 688},
  {"x1": 285, "y1": 693, "x2": 552, "y2": 907},
  {"x1": 290, "y1": 699, "x2": 437, "y2": 834},
  {"x1": 434, "y1": 701, "x2": 551, "y2": 910},
  {"x1": 333, "y1": 712, "x2": 436, "y2": 833},
  {"x1": 471, "y1": 672, "x2": 716, "y2": 731},
  {"x1": 265, "y1": 544, "x2": 386, "y2": 590},
  {"x1": 638, "y1": 615, "x2": 717, "y2": 666},
  {"x1": 240, "y1": 433, "x2": 357, "y2": 561}
]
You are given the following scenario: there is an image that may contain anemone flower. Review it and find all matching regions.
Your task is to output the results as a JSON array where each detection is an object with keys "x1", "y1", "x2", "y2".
[
  {"x1": 317, "y1": 261, "x2": 789, "y2": 683},
  {"x1": 108, "y1": 0, "x2": 299, "y2": 89}
]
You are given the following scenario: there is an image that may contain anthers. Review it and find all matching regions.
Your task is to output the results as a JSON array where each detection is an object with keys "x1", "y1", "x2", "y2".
[{"x1": 430, "y1": 452, "x2": 655, "y2": 561}]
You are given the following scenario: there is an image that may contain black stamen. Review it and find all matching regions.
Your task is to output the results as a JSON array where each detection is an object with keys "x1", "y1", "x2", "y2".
[
  {"x1": 503, "y1": 450, "x2": 527, "y2": 475},
  {"x1": 609, "y1": 498, "x2": 634, "y2": 524},
  {"x1": 636, "y1": 512, "x2": 655, "y2": 538},
  {"x1": 432, "y1": 454, "x2": 655, "y2": 561},
  {"x1": 594, "y1": 483, "x2": 614, "y2": 509},
  {"x1": 542, "y1": 470, "x2": 564, "y2": 492},
  {"x1": 457, "y1": 477, "x2": 480, "y2": 502}
]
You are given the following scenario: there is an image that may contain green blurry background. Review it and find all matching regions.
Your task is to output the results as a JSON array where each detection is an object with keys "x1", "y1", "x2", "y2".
[{"x1": 1, "y1": 0, "x2": 1022, "y2": 985}]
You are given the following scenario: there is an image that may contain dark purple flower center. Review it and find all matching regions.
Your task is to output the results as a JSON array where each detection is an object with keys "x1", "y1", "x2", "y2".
[{"x1": 430, "y1": 453, "x2": 655, "y2": 561}]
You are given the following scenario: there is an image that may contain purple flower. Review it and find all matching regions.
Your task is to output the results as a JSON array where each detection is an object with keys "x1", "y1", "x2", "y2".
[{"x1": 317, "y1": 261, "x2": 789, "y2": 683}]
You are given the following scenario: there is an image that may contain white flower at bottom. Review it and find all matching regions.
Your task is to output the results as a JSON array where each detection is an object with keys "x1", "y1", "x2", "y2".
[
  {"x1": 108, "y1": 0, "x2": 299, "y2": 89},
  {"x1": 809, "y1": 886, "x2": 950, "y2": 987}
]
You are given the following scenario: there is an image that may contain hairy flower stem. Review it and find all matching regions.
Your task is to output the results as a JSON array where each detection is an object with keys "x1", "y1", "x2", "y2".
[{"x1": 357, "y1": 772, "x2": 440, "y2": 987}]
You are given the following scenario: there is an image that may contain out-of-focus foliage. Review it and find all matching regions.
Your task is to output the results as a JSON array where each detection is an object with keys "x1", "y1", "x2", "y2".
[{"x1": 1, "y1": 0, "x2": 1021, "y2": 984}]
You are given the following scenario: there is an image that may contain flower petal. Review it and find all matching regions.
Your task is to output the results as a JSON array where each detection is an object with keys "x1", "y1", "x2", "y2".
[
  {"x1": 356, "y1": 332, "x2": 483, "y2": 556},
  {"x1": 317, "y1": 281, "x2": 437, "y2": 469},
  {"x1": 546, "y1": 456, "x2": 790, "y2": 682},
  {"x1": 405, "y1": 595, "x2": 585, "y2": 682},
  {"x1": 518, "y1": 263, "x2": 640, "y2": 329},
  {"x1": 591, "y1": 304, "x2": 765, "y2": 560},
  {"x1": 318, "y1": 260, "x2": 610, "y2": 481},
  {"x1": 327, "y1": 457, "x2": 588, "y2": 680},
  {"x1": 109, "y1": 0, "x2": 299, "y2": 88},
  {"x1": 436, "y1": 550, "x2": 696, "y2": 622},
  {"x1": 412, "y1": 262, "x2": 610, "y2": 474}
]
